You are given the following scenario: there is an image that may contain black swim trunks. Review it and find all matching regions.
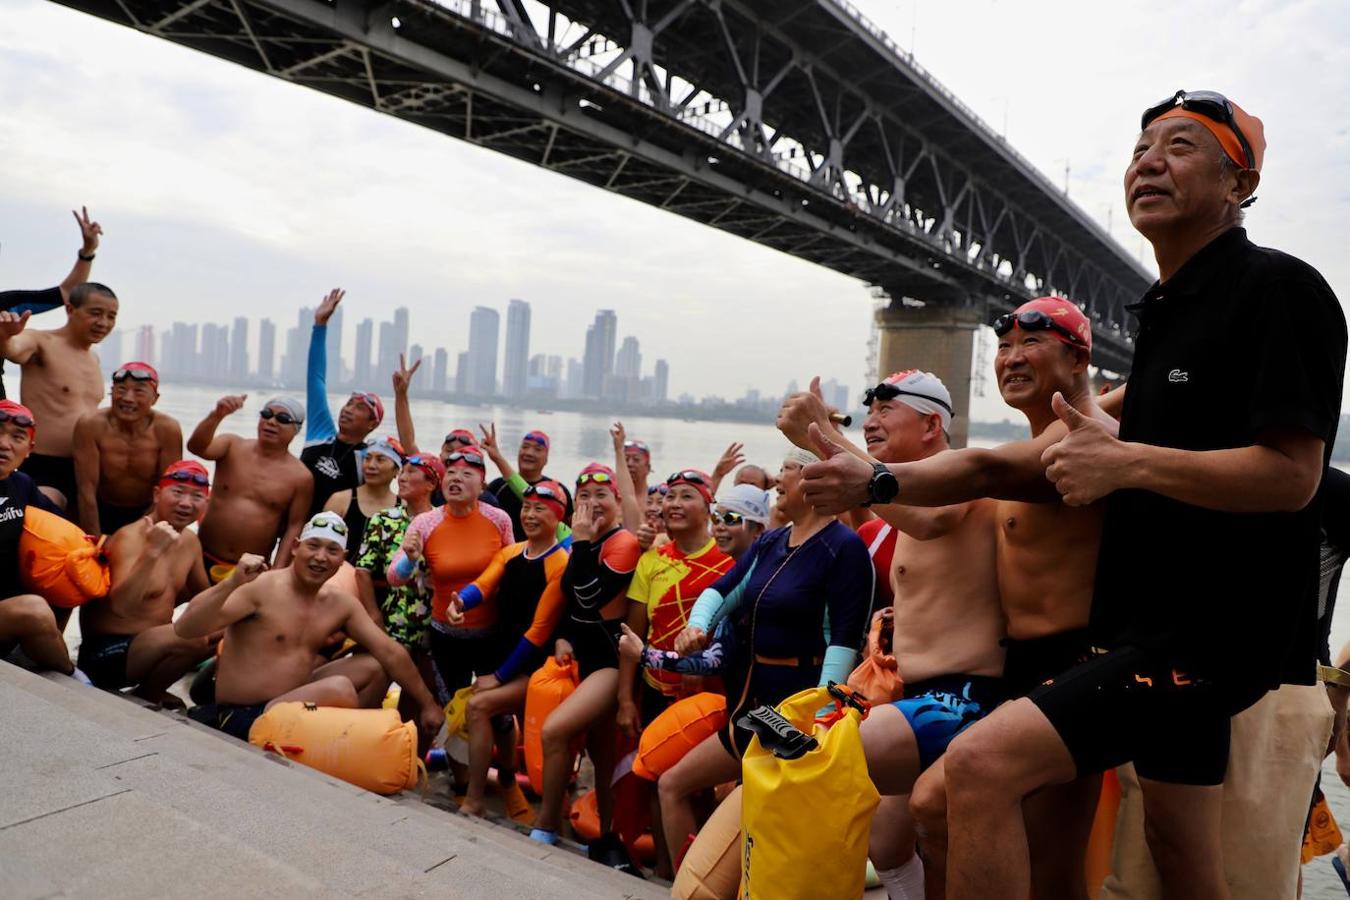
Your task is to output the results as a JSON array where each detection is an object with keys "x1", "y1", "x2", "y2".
[
  {"x1": 97, "y1": 499, "x2": 148, "y2": 537},
  {"x1": 562, "y1": 617, "x2": 625, "y2": 681},
  {"x1": 1029, "y1": 644, "x2": 1232, "y2": 786},
  {"x1": 429, "y1": 624, "x2": 508, "y2": 694},
  {"x1": 18, "y1": 453, "x2": 77, "y2": 508},
  {"x1": 1001, "y1": 628, "x2": 1097, "y2": 699},
  {"x1": 77, "y1": 631, "x2": 136, "y2": 691},
  {"x1": 188, "y1": 702, "x2": 268, "y2": 741}
]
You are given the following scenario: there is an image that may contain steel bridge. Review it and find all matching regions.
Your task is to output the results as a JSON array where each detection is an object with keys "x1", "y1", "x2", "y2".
[{"x1": 53, "y1": 0, "x2": 1148, "y2": 375}]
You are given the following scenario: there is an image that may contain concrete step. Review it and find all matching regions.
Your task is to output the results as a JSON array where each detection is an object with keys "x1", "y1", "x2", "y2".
[{"x1": 0, "y1": 663, "x2": 665, "y2": 900}]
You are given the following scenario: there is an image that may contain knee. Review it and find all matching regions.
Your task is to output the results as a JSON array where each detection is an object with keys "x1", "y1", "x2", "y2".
[
  {"x1": 942, "y1": 731, "x2": 1007, "y2": 797},
  {"x1": 1, "y1": 595, "x2": 57, "y2": 635},
  {"x1": 909, "y1": 772, "x2": 949, "y2": 836},
  {"x1": 541, "y1": 718, "x2": 572, "y2": 754},
  {"x1": 465, "y1": 694, "x2": 490, "y2": 725},
  {"x1": 331, "y1": 675, "x2": 360, "y2": 707}
]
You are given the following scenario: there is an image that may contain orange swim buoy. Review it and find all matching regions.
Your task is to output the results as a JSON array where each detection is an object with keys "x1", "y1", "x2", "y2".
[
  {"x1": 632, "y1": 692, "x2": 727, "y2": 781},
  {"x1": 523, "y1": 657, "x2": 581, "y2": 794},
  {"x1": 569, "y1": 788, "x2": 656, "y2": 863},
  {"x1": 672, "y1": 784, "x2": 742, "y2": 900},
  {"x1": 248, "y1": 702, "x2": 421, "y2": 795},
  {"x1": 18, "y1": 506, "x2": 109, "y2": 608}
]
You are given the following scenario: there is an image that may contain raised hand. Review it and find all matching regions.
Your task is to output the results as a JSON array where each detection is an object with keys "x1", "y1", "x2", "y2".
[
  {"x1": 571, "y1": 498, "x2": 596, "y2": 541},
  {"x1": 1040, "y1": 392, "x2": 1129, "y2": 507},
  {"x1": 143, "y1": 518, "x2": 179, "y2": 557},
  {"x1": 213, "y1": 394, "x2": 248, "y2": 418},
  {"x1": 778, "y1": 375, "x2": 839, "y2": 451},
  {"x1": 400, "y1": 527, "x2": 424, "y2": 561},
  {"x1": 477, "y1": 422, "x2": 503, "y2": 462},
  {"x1": 391, "y1": 352, "x2": 421, "y2": 395},
  {"x1": 800, "y1": 423, "x2": 874, "y2": 514},
  {"x1": 609, "y1": 421, "x2": 626, "y2": 452},
  {"x1": 0, "y1": 309, "x2": 31, "y2": 339},
  {"x1": 73, "y1": 206, "x2": 102, "y2": 254},
  {"x1": 232, "y1": 554, "x2": 269, "y2": 584},
  {"x1": 314, "y1": 288, "x2": 345, "y2": 326},
  {"x1": 712, "y1": 442, "x2": 746, "y2": 481}
]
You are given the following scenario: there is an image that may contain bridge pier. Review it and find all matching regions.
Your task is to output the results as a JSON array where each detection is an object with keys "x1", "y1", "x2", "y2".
[{"x1": 874, "y1": 303, "x2": 985, "y2": 449}]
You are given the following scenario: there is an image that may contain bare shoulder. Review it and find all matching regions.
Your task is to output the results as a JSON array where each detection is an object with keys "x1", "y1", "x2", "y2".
[
  {"x1": 154, "y1": 412, "x2": 184, "y2": 438},
  {"x1": 176, "y1": 528, "x2": 202, "y2": 556},
  {"x1": 74, "y1": 408, "x2": 108, "y2": 435}
]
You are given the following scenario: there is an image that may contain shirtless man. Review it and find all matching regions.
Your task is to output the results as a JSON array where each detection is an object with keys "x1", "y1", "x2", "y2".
[
  {"x1": 72, "y1": 362, "x2": 183, "y2": 536},
  {"x1": 176, "y1": 512, "x2": 444, "y2": 746},
  {"x1": 0, "y1": 280, "x2": 119, "y2": 509},
  {"x1": 780, "y1": 369, "x2": 1004, "y2": 900},
  {"x1": 0, "y1": 400, "x2": 79, "y2": 675},
  {"x1": 187, "y1": 395, "x2": 312, "y2": 581},
  {"x1": 785, "y1": 298, "x2": 1112, "y2": 899},
  {"x1": 0, "y1": 206, "x2": 103, "y2": 401},
  {"x1": 78, "y1": 460, "x2": 214, "y2": 704}
]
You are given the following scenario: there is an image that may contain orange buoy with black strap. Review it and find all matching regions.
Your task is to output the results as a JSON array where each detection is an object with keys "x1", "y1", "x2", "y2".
[
  {"x1": 523, "y1": 656, "x2": 581, "y2": 793},
  {"x1": 632, "y1": 692, "x2": 727, "y2": 781},
  {"x1": 19, "y1": 506, "x2": 109, "y2": 608}
]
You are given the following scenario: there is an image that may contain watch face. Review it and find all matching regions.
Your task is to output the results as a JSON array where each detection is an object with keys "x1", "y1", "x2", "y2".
[{"x1": 870, "y1": 465, "x2": 899, "y2": 504}]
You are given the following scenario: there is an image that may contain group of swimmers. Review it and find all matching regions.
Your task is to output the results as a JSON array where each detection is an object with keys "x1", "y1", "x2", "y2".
[{"x1": 1, "y1": 88, "x2": 1348, "y2": 898}]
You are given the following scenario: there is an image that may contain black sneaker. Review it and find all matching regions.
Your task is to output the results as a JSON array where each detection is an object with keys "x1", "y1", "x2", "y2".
[{"x1": 586, "y1": 831, "x2": 646, "y2": 879}]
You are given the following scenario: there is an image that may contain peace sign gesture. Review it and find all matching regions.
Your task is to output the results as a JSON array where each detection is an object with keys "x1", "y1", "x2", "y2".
[
  {"x1": 392, "y1": 352, "x2": 421, "y2": 395},
  {"x1": 72, "y1": 206, "x2": 102, "y2": 254}
]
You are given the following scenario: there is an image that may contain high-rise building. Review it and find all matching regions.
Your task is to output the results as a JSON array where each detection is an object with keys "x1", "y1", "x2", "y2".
[
  {"x1": 582, "y1": 310, "x2": 617, "y2": 398},
  {"x1": 166, "y1": 322, "x2": 199, "y2": 378},
  {"x1": 467, "y1": 306, "x2": 500, "y2": 396},
  {"x1": 502, "y1": 299, "x2": 530, "y2": 398},
  {"x1": 454, "y1": 351, "x2": 470, "y2": 395},
  {"x1": 230, "y1": 317, "x2": 249, "y2": 381},
  {"x1": 654, "y1": 359, "x2": 670, "y2": 403},
  {"x1": 614, "y1": 336, "x2": 641, "y2": 380},
  {"x1": 200, "y1": 323, "x2": 229, "y2": 381},
  {"x1": 98, "y1": 331, "x2": 124, "y2": 377},
  {"x1": 374, "y1": 308, "x2": 409, "y2": 387},
  {"x1": 564, "y1": 357, "x2": 584, "y2": 399},
  {"x1": 257, "y1": 319, "x2": 276, "y2": 381},
  {"x1": 159, "y1": 331, "x2": 170, "y2": 372},
  {"x1": 134, "y1": 325, "x2": 155, "y2": 365},
  {"x1": 432, "y1": 347, "x2": 449, "y2": 394},
  {"x1": 546, "y1": 355, "x2": 563, "y2": 383},
  {"x1": 409, "y1": 344, "x2": 424, "y2": 372},
  {"x1": 325, "y1": 306, "x2": 344, "y2": 384},
  {"x1": 282, "y1": 308, "x2": 314, "y2": 387},
  {"x1": 353, "y1": 318, "x2": 373, "y2": 387}
]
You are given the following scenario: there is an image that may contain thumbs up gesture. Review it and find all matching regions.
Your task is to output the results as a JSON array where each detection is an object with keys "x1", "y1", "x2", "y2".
[
  {"x1": 1040, "y1": 392, "x2": 1130, "y2": 506},
  {"x1": 798, "y1": 422, "x2": 876, "y2": 514}
]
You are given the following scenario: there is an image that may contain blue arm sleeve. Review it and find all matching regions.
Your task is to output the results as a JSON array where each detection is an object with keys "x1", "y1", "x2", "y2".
[
  {"x1": 818, "y1": 644, "x2": 858, "y2": 688},
  {"x1": 495, "y1": 638, "x2": 540, "y2": 682},
  {"x1": 459, "y1": 583, "x2": 484, "y2": 611},
  {"x1": 306, "y1": 324, "x2": 336, "y2": 443},
  {"x1": 0, "y1": 287, "x2": 63, "y2": 316},
  {"x1": 391, "y1": 554, "x2": 416, "y2": 580}
]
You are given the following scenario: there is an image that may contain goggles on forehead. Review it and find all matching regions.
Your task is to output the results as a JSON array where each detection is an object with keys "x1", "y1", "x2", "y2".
[
  {"x1": 623, "y1": 440, "x2": 650, "y2": 454},
  {"x1": 521, "y1": 433, "x2": 548, "y2": 448},
  {"x1": 1140, "y1": 89, "x2": 1256, "y2": 170},
  {"x1": 444, "y1": 432, "x2": 474, "y2": 447},
  {"x1": 861, "y1": 382, "x2": 955, "y2": 412},
  {"x1": 163, "y1": 469, "x2": 210, "y2": 488},
  {"x1": 307, "y1": 515, "x2": 349, "y2": 536},
  {"x1": 666, "y1": 470, "x2": 710, "y2": 487},
  {"x1": 112, "y1": 367, "x2": 156, "y2": 383},
  {"x1": 0, "y1": 409, "x2": 36, "y2": 430},
  {"x1": 445, "y1": 450, "x2": 485, "y2": 468},
  {"x1": 577, "y1": 471, "x2": 614, "y2": 486},
  {"x1": 991, "y1": 310, "x2": 1087, "y2": 348},
  {"x1": 524, "y1": 484, "x2": 565, "y2": 502},
  {"x1": 647, "y1": 483, "x2": 669, "y2": 497}
]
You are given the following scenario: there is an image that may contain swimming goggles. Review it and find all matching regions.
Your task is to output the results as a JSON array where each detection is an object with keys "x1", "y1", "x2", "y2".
[
  {"x1": 623, "y1": 440, "x2": 650, "y2": 456},
  {"x1": 521, "y1": 431, "x2": 549, "y2": 449},
  {"x1": 111, "y1": 367, "x2": 156, "y2": 383},
  {"x1": 577, "y1": 471, "x2": 615, "y2": 486},
  {"x1": 991, "y1": 310, "x2": 1088, "y2": 349},
  {"x1": 348, "y1": 392, "x2": 380, "y2": 414},
  {"x1": 647, "y1": 484, "x2": 669, "y2": 497},
  {"x1": 714, "y1": 510, "x2": 746, "y2": 527},
  {"x1": 0, "y1": 409, "x2": 36, "y2": 429},
  {"x1": 667, "y1": 470, "x2": 711, "y2": 487},
  {"x1": 306, "y1": 514, "x2": 349, "y2": 536},
  {"x1": 163, "y1": 469, "x2": 211, "y2": 488},
  {"x1": 444, "y1": 430, "x2": 475, "y2": 447},
  {"x1": 445, "y1": 450, "x2": 485, "y2": 468},
  {"x1": 1140, "y1": 89, "x2": 1255, "y2": 170},
  {"x1": 524, "y1": 483, "x2": 566, "y2": 502},
  {"x1": 259, "y1": 408, "x2": 299, "y2": 426},
  {"x1": 862, "y1": 382, "x2": 956, "y2": 411}
]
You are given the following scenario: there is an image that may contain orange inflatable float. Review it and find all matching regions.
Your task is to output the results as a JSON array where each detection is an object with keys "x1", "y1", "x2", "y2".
[
  {"x1": 523, "y1": 656, "x2": 581, "y2": 793},
  {"x1": 632, "y1": 692, "x2": 727, "y2": 781},
  {"x1": 672, "y1": 784, "x2": 741, "y2": 900},
  {"x1": 568, "y1": 788, "x2": 655, "y2": 862},
  {"x1": 19, "y1": 506, "x2": 109, "y2": 608},
  {"x1": 248, "y1": 702, "x2": 421, "y2": 795}
]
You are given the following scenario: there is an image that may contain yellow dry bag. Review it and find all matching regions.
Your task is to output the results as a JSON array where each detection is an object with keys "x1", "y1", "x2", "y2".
[{"x1": 739, "y1": 685, "x2": 879, "y2": 900}]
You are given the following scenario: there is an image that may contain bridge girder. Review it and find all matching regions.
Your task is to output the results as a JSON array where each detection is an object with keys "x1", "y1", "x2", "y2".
[{"x1": 54, "y1": 0, "x2": 1148, "y2": 373}]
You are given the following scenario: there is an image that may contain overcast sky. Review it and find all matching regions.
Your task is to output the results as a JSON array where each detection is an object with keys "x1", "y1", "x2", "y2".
[{"x1": 1, "y1": 0, "x2": 1347, "y2": 419}]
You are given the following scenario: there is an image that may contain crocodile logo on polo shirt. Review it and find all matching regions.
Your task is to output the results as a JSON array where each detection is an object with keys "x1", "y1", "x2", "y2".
[{"x1": 1168, "y1": 369, "x2": 1189, "y2": 383}]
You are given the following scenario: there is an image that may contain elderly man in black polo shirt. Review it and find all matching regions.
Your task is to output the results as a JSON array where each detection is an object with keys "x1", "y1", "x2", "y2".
[{"x1": 944, "y1": 93, "x2": 1344, "y2": 897}]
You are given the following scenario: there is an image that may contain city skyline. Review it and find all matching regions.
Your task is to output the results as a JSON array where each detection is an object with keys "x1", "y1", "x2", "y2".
[{"x1": 119, "y1": 299, "x2": 707, "y2": 409}]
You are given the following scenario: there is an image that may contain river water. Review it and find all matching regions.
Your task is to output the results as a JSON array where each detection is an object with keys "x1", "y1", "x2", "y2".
[{"x1": 62, "y1": 383, "x2": 1350, "y2": 895}]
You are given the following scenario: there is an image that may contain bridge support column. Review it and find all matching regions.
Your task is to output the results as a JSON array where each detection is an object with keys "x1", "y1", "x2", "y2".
[{"x1": 874, "y1": 304, "x2": 985, "y2": 449}]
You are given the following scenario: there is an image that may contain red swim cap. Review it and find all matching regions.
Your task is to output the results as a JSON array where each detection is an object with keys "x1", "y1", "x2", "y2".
[
  {"x1": 1014, "y1": 297, "x2": 1092, "y2": 351},
  {"x1": 523, "y1": 479, "x2": 568, "y2": 522},
  {"x1": 577, "y1": 462, "x2": 621, "y2": 499},
  {"x1": 665, "y1": 469, "x2": 714, "y2": 505},
  {"x1": 445, "y1": 444, "x2": 487, "y2": 471},
  {"x1": 112, "y1": 361, "x2": 159, "y2": 387},
  {"x1": 0, "y1": 399, "x2": 36, "y2": 440},
  {"x1": 159, "y1": 459, "x2": 210, "y2": 494}
]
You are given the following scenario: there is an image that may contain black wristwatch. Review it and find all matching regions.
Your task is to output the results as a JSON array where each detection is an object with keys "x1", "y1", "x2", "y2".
[
  {"x1": 78, "y1": 251, "x2": 96, "y2": 262},
  {"x1": 864, "y1": 461, "x2": 899, "y2": 507}
]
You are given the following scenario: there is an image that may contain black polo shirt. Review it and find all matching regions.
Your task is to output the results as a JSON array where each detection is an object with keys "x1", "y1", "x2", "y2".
[{"x1": 1091, "y1": 227, "x2": 1347, "y2": 709}]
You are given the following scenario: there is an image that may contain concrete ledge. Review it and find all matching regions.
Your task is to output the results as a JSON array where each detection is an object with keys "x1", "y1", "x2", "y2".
[{"x1": 0, "y1": 664, "x2": 664, "y2": 899}]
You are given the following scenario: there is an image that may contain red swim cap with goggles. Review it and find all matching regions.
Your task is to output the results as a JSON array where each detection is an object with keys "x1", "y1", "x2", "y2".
[
  {"x1": 159, "y1": 460, "x2": 211, "y2": 495},
  {"x1": 0, "y1": 399, "x2": 36, "y2": 440}
]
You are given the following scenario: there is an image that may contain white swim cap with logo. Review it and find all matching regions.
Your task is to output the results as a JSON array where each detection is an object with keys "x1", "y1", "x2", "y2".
[
  {"x1": 872, "y1": 370, "x2": 953, "y2": 433},
  {"x1": 300, "y1": 511, "x2": 349, "y2": 549},
  {"x1": 717, "y1": 483, "x2": 772, "y2": 525},
  {"x1": 783, "y1": 446, "x2": 820, "y2": 468}
]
